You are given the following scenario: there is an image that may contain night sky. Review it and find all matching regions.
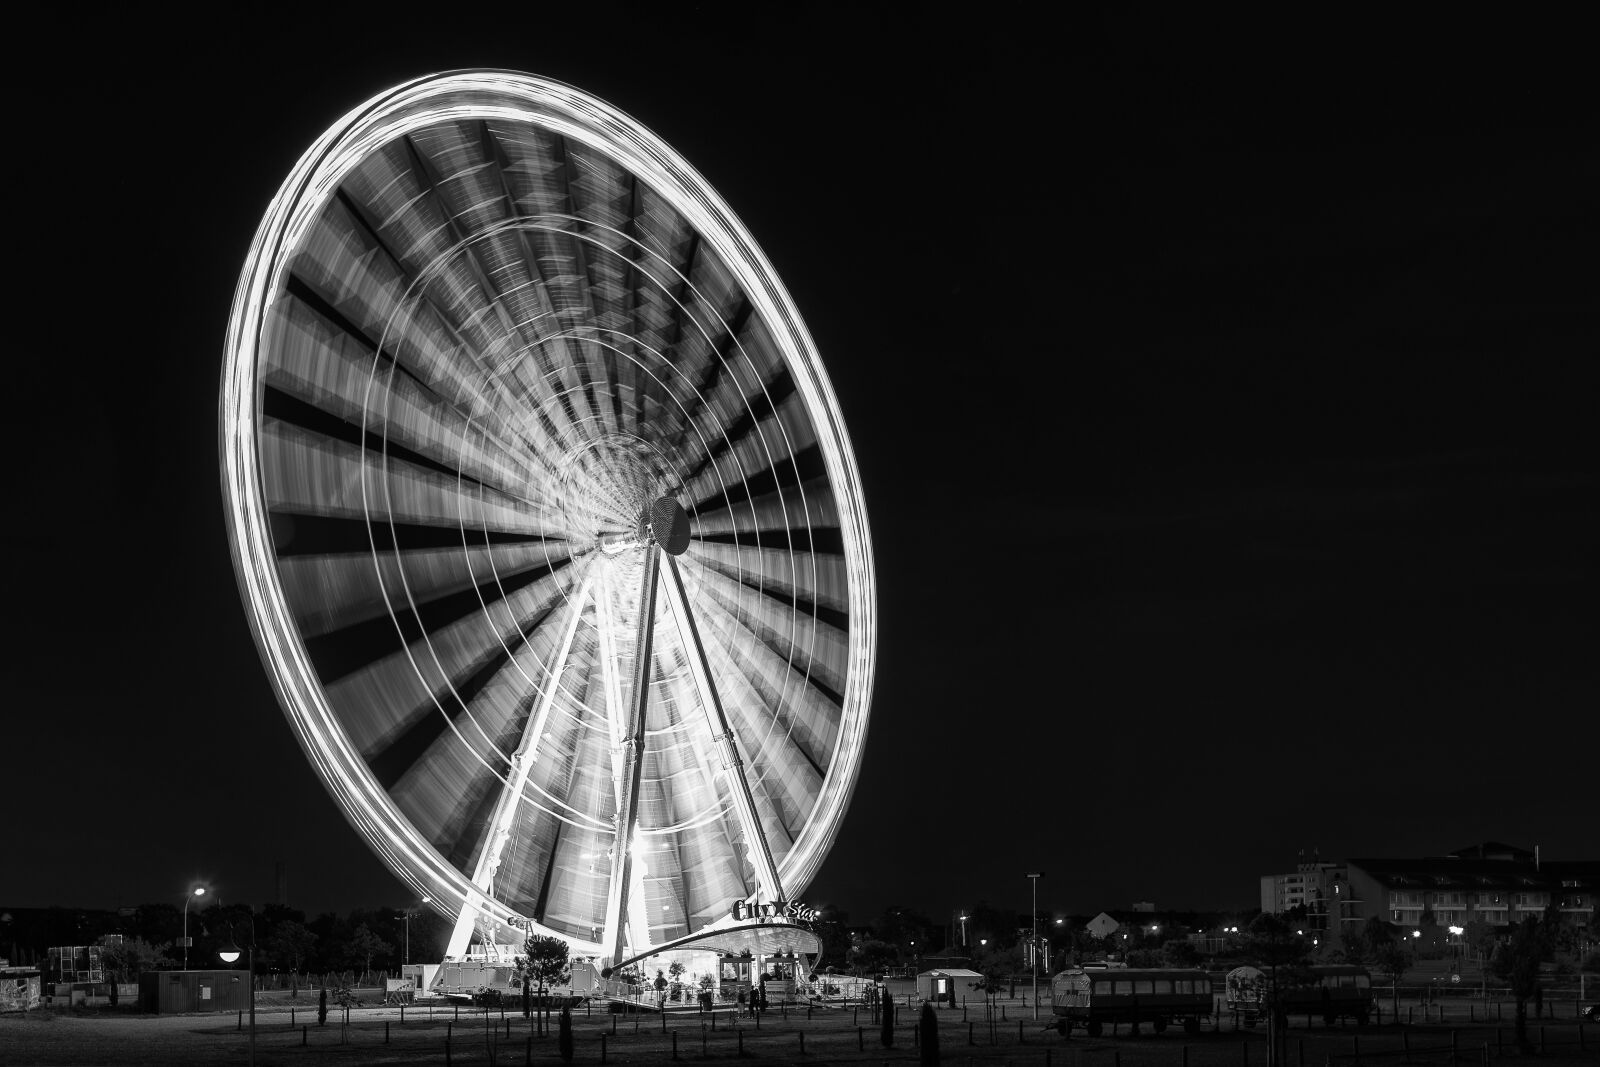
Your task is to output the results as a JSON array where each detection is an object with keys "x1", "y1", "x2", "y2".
[{"x1": 8, "y1": 11, "x2": 1596, "y2": 930}]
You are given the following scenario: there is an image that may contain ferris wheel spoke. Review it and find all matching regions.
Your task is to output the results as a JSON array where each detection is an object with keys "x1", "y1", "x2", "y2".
[
  {"x1": 263, "y1": 296, "x2": 553, "y2": 496},
  {"x1": 263, "y1": 384, "x2": 527, "y2": 503},
  {"x1": 472, "y1": 122, "x2": 604, "y2": 428},
  {"x1": 335, "y1": 162, "x2": 594, "y2": 462},
  {"x1": 260, "y1": 419, "x2": 558, "y2": 535},
  {"x1": 685, "y1": 539, "x2": 849, "y2": 629},
  {"x1": 685, "y1": 442, "x2": 828, "y2": 521},
  {"x1": 299, "y1": 550, "x2": 572, "y2": 691},
  {"x1": 285, "y1": 214, "x2": 564, "y2": 458},
  {"x1": 676, "y1": 365, "x2": 796, "y2": 485},
  {"x1": 689, "y1": 597, "x2": 840, "y2": 778},
  {"x1": 277, "y1": 541, "x2": 567, "y2": 639},
  {"x1": 422, "y1": 132, "x2": 614, "y2": 437},
  {"x1": 267, "y1": 513, "x2": 558, "y2": 559},
  {"x1": 677, "y1": 554, "x2": 848, "y2": 705},
  {"x1": 326, "y1": 560, "x2": 578, "y2": 768},
  {"x1": 693, "y1": 477, "x2": 840, "y2": 536}
]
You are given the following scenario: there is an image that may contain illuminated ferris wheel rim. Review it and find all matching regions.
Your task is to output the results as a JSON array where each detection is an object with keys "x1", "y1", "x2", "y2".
[{"x1": 220, "y1": 69, "x2": 876, "y2": 952}]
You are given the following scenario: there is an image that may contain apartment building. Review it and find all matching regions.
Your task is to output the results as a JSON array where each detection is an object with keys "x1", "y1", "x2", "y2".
[
  {"x1": 1345, "y1": 842, "x2": 1597, "y2": 932},
  {"x1": 1261, "y1": 842, "x2": 1598, "y2": 944}
]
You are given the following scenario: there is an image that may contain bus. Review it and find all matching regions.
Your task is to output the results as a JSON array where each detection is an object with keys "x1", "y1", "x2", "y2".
[
  {"x1": 1050, "y1": 968, "x2": 1212, "y2": 1036},
  {"x1": 1223, "y1": 964, "x2": 1372, "y2": 1027}
]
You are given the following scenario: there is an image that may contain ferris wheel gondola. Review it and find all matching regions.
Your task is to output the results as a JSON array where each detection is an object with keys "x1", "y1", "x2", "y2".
[{"x1": 220, "y1": 70, "x2": 874, "y2": 966}]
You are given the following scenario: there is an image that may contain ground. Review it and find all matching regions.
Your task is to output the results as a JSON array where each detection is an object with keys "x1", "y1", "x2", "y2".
[{"x1": 1, "y1": 991, "x2": 1594, "y2": 1066}]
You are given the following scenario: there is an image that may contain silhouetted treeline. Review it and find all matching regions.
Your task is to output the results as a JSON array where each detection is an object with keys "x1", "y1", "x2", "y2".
[{"x1": 0, "y1": 901, "x2": 448, "y2": 976}]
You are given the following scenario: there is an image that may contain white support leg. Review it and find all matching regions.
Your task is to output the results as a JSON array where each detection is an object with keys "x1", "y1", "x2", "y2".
[
  {"x1": 602, "y1": 546, "x2": 661, "y2": 968},
  {"x1": 445, "y1": 576, "x2": 593, "y2": 960},
  {"x1": 660, "y1": 554, "x2": 784, "y2": 902}
]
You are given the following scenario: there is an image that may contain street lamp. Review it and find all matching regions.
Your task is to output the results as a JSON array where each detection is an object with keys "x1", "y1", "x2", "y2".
[
  {"x1": 400, "y1": 896, "x2": 432, "y2": 966},
  {"x1": 1027, "y1": 872, "x2": 1043, "y2": 1020},
  {"x1": 182, "y1": 887, "x2": 206, "y2": 969},
  {"x1": 219, "y1": 928, "x2": 255, "y2": 1067},
  {"x1": 959, "y1": 914, "x2": 969, "y2": 947}
]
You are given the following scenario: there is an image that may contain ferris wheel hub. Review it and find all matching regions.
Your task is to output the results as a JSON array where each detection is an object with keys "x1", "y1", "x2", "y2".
[{"x1": 646, "y1": 496, "x2": 691, "y2": 556}]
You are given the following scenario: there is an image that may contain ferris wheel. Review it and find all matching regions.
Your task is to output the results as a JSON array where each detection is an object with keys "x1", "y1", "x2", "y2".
[{"x1": 220, "y1": 70, "x2": 875, "y2": 966}]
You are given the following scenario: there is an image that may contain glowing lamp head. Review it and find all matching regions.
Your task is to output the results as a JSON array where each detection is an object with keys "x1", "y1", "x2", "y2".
[
  {"x1": 218, "y1": 942, "x2": 242, "y2": 964},
  {"x1": 193, "y1": 888, "x2": 206, "y2": 897}
]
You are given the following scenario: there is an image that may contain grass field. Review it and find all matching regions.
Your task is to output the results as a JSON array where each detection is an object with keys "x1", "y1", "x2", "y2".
[{"x1": 2, "y1": 996, "x2": 1593, "y2": 1066}]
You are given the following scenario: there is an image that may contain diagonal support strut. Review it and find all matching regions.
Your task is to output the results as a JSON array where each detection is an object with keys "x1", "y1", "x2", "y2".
[
  {"x1": 660, "y1": 554, "x2": 784, "y2": 903},
  {"x1": 602, "y1": 545, "x2": 661, "y2": 967}
]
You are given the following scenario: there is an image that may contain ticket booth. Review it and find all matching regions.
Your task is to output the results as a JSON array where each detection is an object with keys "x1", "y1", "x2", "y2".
[{"x1": 718, "y1": 953, "x2": 753, "y2": 1001}]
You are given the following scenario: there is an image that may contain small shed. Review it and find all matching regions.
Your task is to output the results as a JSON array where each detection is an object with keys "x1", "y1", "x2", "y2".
[
  {"x1": 138, "y1": 970, "x2": 251, "y2": 1013},
  {"x1": 916, "y1": 968, "x2": 985, "y2": 1006}
]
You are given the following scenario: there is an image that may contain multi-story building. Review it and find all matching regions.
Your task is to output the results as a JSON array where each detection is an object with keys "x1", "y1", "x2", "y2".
[
  {"x1": 1261, "y1": 856, "x2": 1340, "y2": 913},
  {"x1": 1261, "y1": 842, "x2": 1598, "y2": 948},
  {"x1": 1260, "y1": 853, "x2": 1345, "y2": 938},
  {"x1": 1342, "y1": 842, "x2": 1597, "y2": 943}
]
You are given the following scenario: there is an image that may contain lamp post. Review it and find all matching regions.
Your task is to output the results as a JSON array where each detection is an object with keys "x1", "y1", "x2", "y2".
[
  {"x1": 959, "y1": 913, "x2": 969, "y2": 947},
  {"x1": 1027, "y1": 872, "x2": 1043, "y2": 1020},
  {"x1": 182, "y1": 887, "x2": 206, "y2": 970},
  {"x1": 219, "y1": 929, "x2": 255, "y2": 1067},
  {"x1": 400, "y1": 897, "x2": 431, "y2": 966}
]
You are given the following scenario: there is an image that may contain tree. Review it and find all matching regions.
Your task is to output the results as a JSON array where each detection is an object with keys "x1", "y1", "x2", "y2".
[
  {"x1": 99, "y1": 937, "x2": 172, "y2": 982},
  {"x1": 348, "y1": 924, "x2": 391, "y2": 979},
  {"x1": 1492, "y1": 916, "x2": 1549, "y2": 1049},
  {"x1": 1241, "y1": 913, "x2": 1313, "y2": 1067},
  {"x1": 965, "y1": 900, "x2": 1020, "y2": 951},
  {"x1": 1336, "y1": 925, "x2": 1369, "y2": 964},
  {"x1": 874, "y1": 905, "x2": 935, "y2": 967},
  {"x1": 519, "y1": 935, "x2": 571, "y2": 1036},
  {"x1": 1372, "y1": 940, "x2": 1412, "y2": 1018},
  {"x1": 1462, "y1": 919, "x2": 1500, "y2": 998},
  {"x1": 854, "y1": 939, "x2": 898, "y2": 977},
  {"x1": 970, "y1": 941, "x2": 1023, "y2": 1004},
  {"x1": 919, "y1": 1000, "x2": 941, "y2": 1065},
  {"x1": 1162, "y1": 939, "x2": 1202, "y2": 967},
  {"x1": 266, "y1": 921, "x2": 318, "y2": 997},
  {"x1": 880, "y1": 983, "x2": 896, "y2": 1047},
  {"x1": 558, "y1": 1006, "x2": 574, "y2": 1062},
  {"x1": 809, "y1": 904, "x2": 852, "y2": 970},
  {"x1": 668, "y1": 959, "x2": 686, "y2": 1000}
]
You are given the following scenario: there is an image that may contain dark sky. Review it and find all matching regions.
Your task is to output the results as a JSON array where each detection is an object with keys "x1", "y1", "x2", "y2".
[{"x1": 7, "y1": 11, "x2": 1596, "y2": 930}]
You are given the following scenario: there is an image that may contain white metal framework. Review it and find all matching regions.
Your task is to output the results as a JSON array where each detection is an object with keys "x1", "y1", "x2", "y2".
[{"x1": 220, "y1": 70, "x2": 875, "y2": 966}]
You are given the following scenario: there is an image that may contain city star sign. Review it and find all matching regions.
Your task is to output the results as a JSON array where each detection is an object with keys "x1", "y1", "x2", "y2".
[{"x1": 730, "y1": 899, "x2": 817, "y2": 923}]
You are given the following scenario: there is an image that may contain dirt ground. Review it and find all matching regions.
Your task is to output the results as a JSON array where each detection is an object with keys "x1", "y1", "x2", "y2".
[{"x1": 2, "y1": 999, "x2": 1593, "y2": 1067}]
